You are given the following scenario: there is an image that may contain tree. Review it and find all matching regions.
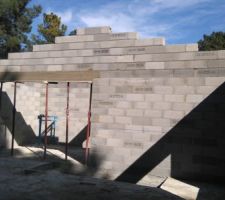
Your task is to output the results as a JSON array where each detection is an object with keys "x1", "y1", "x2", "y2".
[
  {"x1": 0, "y1": 0, "x2": 41, "y2": 58},
  {"x1": 198, "y1": 31, "x2": 225, "y2": 51},
  {"x1": 32, "y1": 12, "x2": 67, "y2": 44},
  {"x1": 69, "y1": 29, "x2": 77, "y2": 36}
]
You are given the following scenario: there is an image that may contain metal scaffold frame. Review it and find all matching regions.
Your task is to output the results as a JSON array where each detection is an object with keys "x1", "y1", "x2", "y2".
[{"x1": 0, "y1": 80, "x2": 93, "y2": 162}]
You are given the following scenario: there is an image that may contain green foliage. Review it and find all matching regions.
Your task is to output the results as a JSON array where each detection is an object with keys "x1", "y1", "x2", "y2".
[
  {"x1": 69, "y1": 29, "x2": 77, "y2": 36},
  {"x1": 198, "y1": 32, "x2": 225, "y2": 51},
  {"x1": 0, "y1": 0, "x2": 41, "y2": 58},
  {"x1": 32, "y1": 12, "x2": 67, "y2": 44}
]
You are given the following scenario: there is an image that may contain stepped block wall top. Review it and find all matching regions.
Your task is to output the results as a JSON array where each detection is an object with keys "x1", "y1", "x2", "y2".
[
  {"x1": 0, "y1": 26, "x2": 225, "y2": 183},
  {"x1": 76, "y1": 26, "x2": 112, "y2": 35}
]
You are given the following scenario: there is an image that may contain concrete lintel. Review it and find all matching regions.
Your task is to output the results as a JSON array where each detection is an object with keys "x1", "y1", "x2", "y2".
[{"x1": 0, "y1": 70, "x2": 100, "y2": 82}]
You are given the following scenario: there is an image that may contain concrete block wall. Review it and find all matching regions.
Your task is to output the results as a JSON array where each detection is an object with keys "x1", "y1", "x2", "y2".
[
  {"x1": 0, "y1": 82, "x2": 41, "y2": 146},
  {"x1": 91, "y1": 76, "x2": 225, "y2": 181},
  {"x1": 0, "y1": 82, "x2": 90, "y2": 146},
  {"x1": 40, "y1": 82, "x2": 90, "y2": 143},
  {"x1": 0, "y1": 26, "x2": 225, "y2": 182}
]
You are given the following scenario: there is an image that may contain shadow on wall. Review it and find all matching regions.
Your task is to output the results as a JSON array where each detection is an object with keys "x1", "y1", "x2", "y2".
[
  {"x1": 56, "y1": 125, "x2": 105, "y2": 170},
  {"x1": 69, "y1": 125, "x2": 88, "y2": 147},
  {"x1": 0, "y1": 91, "x2": 36, "y2": 145},
  {"x1": 52, "y1": 124, "x2": 107, "y2": 177},
  {"x1": 0, "y1": 71, "x2": 36, "y2": 146},
  {"x1": 116, "y1": 82, "x2": 225, "y2": 184},
  {"x1": 0, "y1": 118, "x2": 7, "y2": 148}
]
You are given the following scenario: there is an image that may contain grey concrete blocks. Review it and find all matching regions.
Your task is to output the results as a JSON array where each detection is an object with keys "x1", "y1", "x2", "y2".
[
  {"x1": 186, "y1": 94, "x2": 204, "y2": 103},
  {"x1": 165, "y1": 94, "x2": 185, "y2": 102},
  {"x1": 126, "y1": 109, "x2": 143, "y2": 117},
  {"x1": 76, "y1": 26, "x2": 112, "y2": 35},
  {"x1": 145, "y1": 62, "x2": 165, "y2": 69},
  {"x1": 145, "y1": 94, "x2": 163, "y2": 102},
  {"x1": 2, "y1": 26, "x2": 225, "y2": 181},
  {"x1": 164, "y1": 110, "x2": 184, "y2": 120},
  {"x1": 55, "y1": 35, "x2": 94, "y2": 43},
  {"x1": 204, "y1": 77, "x2": 225, "y2": 86},
  {"x1": 135, "y1": 38, "x2": 165, "y2": 46}
]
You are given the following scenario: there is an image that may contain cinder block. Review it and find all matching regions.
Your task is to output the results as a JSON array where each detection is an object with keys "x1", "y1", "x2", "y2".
[
  {"x1": 94, "y1": 86, "x2": 116, "y2": 93},
  {"x1": 143, "y1": 125, "x2": 162, "y2": 132},
  {"x1": 153, "y1": 86, "x2": 173, "y2": 94},
  {"x1": 0, "y1": 66, "x2": 8, "y2": 72},
  {"x1": 132, "y1": 133, "x2": 151, "y2": 144},
  {"x1": 135, "y1": 54, "x2": 152, "y2": 62},
  {"x1": 92, "y1": 63, "x2": 109, "y2": 70},
  {"x1": 165, "y1": 60, "x2": 205, "y2": 69},
  {"x1": 126, "y1": 94, "x2": 145, "y2": 101},
  {"x1": 174, "y1": 69, "x2": 195, "y2": 77},
  {"x1": 174, "y1": 86, "x2": 195, "y2": 94},
  {"x1": 91, "y1": 138, "x2": 107, "y2": 146},
  {"x1": 33, "y1": 43, "x2": 56, "y2": 52},
  {"x1": 186, "y1": 78, "x2": 205, "y2": 86},
  {"x1": 125, "y1": 124, "x2": 143, "y2": 131},
  {"x1": 153, "y1": 69, "x2": 173, "y2": 77},
  {"x1": 165, "y1": 94, "x2": 185, "y2": 102},
  {"x1": 91, "y1": 107, "x2": 108, "y2": 115},
  {"x1": 6, "y1": 66, "x2": 21, "y2": 72},
  {"x1": 55, "y1": 34, "x2": 94, "y2": 43},
  {"x1": 126, "y1": 109, "x2": 143, "y2": 117},
  {"x1": 109, "y1": 48, "x2": 124, "y2": 55},
  {"x1": 106, "y1": 138, "x2": 123, "y2": 147},
  {"x1": 124, "y1": 140, "x2": 143, "y2": 149},
  {"x1": 116, "y1": 55, "x2": 133, "y2": 62},
  {"x1": 172, "y1": 103, "x2": 194, "y2": 112},
  {"x1": 108, "y1": 108, "x2": 125, "y2": 116},
  {"x1": 186, "y1": 95, "x2": 204, "y2": 103},
  {"x1": 100, "y1": 40, "x2": 135, "y2": 48},
  {"x1": 164, "y1": 45, "x2": 186, "y2": 52},
  {"x1": 135, "y1": 38, "x2": 165, "y2": 46},
  {"x1": 196, "y1": 86, "x2": 215, "y2": 94},
  {"x1": 205, "y1": 77, "x2": 225, "y2": 86},
  {"x1": 145, "y1": 46, "x2": 166, "y2": 54},
  {"x1": 186, "y1": 44, "x2": 198, "y2": 51},
  {"x1": 145, "y1": 62, "x2": 165, "y2": 69},
  {"x1": 77, "y1": 26, "x2": 112, "y2": 35},
  {"x1": 116, "y1": 101, "x2": 132, "y2": 109},
  {"x1": 134, "y1": 102, "x2": 151, "y2": 109},
  {"x1": 153, "y1": 102, "x2": 171, "y2": 110},
  {"x1": 115, "y1": 116, "x2": 132, "y2": 124},
  {"x1": 165, "y1": 78, "x2": 185, "y2": 85},
  {"x1": 144, "y1": 110, "x2": 162, "y2": 117},
  {"x1": 132, "y1": 117, "x2": 151, "y2": 126},
  {"x1": 93, "y1": 78, "x2": 110, "y2": 86},
  {"x1": 164, "y1": 110, "x2": 184, "y2": 120},
  {"x1": 152, "y1": 118, "x2": 171, "y2": 127},
  {"x1": 145, "y1": 94, "x2": 163, "y2": 102},
  {"x1": 98, "y1": 115, "x2": 114, "y2": 123},
  {"x1": 0, "y1": 59, "x2": 10, "y2": 65},
  {"x1": 47, "y1": 65, "x2": 62, "y2": 71},
  {"x1": 111, "y1": 32, "x2": 138, "y2": 40},
  {"x1": 194, "y1": 51, "x2": 218, "y2": 60},
  {"x1": 83, "y1": 56, "x2": 98, "y2": 63}
]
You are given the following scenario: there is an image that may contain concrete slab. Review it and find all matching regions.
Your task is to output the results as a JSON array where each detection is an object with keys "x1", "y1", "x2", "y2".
[{"x1": 160, "y1": 177, "x2": 199, "y2": 200}]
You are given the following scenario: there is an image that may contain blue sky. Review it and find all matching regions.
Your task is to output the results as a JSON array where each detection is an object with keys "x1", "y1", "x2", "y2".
[{"x1": 30, "y1": 0, "x2": 225, "y2": 44}]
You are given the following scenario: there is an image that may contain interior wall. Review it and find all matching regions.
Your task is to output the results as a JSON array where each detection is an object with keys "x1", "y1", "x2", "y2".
[{"x1": 0, "y1": 82, "x2": 90, "y2": 147}]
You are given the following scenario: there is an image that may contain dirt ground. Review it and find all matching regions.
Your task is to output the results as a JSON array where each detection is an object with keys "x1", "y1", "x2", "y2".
[
  {"x1": 0, "y1": 157, "x2": 181, "y2": 200},
  {"x1": 0, "y1": 147, "x2": 224, "y2": 200}
]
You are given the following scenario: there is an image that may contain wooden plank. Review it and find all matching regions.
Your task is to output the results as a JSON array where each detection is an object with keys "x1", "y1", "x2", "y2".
[{"x1": 0, "y1": 71, "x2": 100, "y2": 82}]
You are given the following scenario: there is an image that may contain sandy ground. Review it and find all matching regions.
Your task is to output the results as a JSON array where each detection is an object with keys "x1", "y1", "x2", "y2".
[
  {"x1": 0, "y1": 147, "x2": 224, "y2": 200},
  {"x1": 0, "y1": 156, "x2": 181, "y2": 200}
]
